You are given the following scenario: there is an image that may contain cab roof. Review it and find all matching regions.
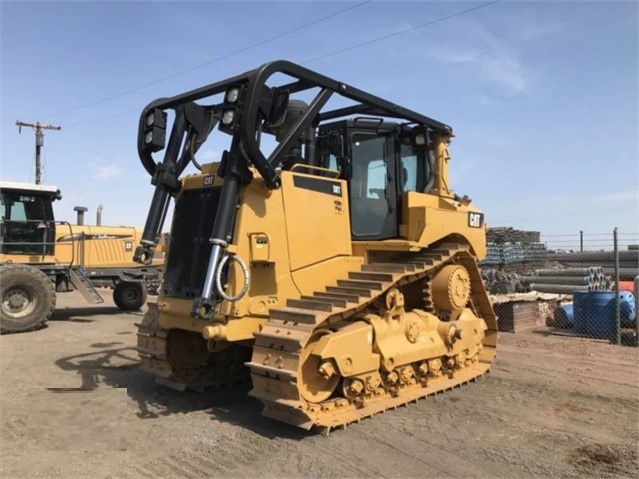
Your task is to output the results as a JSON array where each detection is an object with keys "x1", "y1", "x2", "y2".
[{"x1": 0, "y1": 181, "x2": 61, "y2": 197}]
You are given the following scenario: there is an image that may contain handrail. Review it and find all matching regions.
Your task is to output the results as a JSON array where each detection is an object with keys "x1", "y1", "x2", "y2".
[{"x1": 289, "y1": 163, "x2": 341, "y2": 178}]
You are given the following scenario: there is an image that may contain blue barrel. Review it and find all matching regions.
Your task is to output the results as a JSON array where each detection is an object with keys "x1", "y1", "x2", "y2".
[
  {"x1": 573, "y1": 291, "x2": 616, "y2": 338},
  {"x1": 620, "y1": 291, "x2": 636, "y2": 324},
  {"x1": 553, "y1": 303, "x2": 574, "y2": 328}
]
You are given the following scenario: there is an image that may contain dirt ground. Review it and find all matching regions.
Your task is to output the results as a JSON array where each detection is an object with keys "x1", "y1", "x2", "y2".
[{"x1": 1, "y1": 291, "x2": 638, "y2": 479}]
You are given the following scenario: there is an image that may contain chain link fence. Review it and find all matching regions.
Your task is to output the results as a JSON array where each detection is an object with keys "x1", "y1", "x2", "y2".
[{"x1": 480, "y1": 228, "x2": 638, "y2": 345}]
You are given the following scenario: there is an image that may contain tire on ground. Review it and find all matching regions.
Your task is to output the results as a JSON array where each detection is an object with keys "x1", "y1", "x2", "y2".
[
  {"x1": 113, "y1": 281, "x2": 147, "y2": 311},
  {"x1": 0, "y1": 264, "x2": 56, "y2": 334}
]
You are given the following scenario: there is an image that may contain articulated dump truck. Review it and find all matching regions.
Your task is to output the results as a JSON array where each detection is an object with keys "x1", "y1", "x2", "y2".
[{"x1": 133, "y1": 60, "x2": 497, "y2": 431}]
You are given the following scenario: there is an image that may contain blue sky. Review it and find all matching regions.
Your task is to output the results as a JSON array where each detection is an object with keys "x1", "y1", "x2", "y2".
[{"x1": 1, "y1": 0, "x2": 637, "y2": 250}]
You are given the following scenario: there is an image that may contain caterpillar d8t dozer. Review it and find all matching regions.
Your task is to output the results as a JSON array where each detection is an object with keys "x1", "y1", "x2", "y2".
[{"x1": 133, "y1": 60, "x2": 497, "y2": 431}]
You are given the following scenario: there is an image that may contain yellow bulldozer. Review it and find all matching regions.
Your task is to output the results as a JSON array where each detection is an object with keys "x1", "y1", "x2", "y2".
[
  {"x1": 0, "y1": 181, "x2": 162, "y2": 333},
  {"x1": 133, "y1": 60, "x2": 497, "y2": 431}
]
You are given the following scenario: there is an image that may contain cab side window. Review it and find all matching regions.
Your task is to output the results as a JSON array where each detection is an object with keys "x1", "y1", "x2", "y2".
[
  {"x1": 9, "y1": 199, "x2": 27, "y2": 221},
  {"x1": 400, "y1": 141, "x2": 429, "y2": 192}
]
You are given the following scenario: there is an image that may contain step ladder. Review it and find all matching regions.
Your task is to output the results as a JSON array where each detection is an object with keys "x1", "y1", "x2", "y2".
[{"x1": 68, "y1": 267, "x2": 104, "y2": 304}]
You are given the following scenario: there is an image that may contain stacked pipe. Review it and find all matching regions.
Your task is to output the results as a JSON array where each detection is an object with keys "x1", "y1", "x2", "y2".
[
  {"x1": 602, "y1": 268, "x2": 639, "y2": 281},
  {"x1": 486, "y1": 227, "x2": 541, "y2": 244},
  {"x1": 481, "y1": 269, "x2": 522, "y2": 294},
  {"x1": 480, "y1": 241, "x2": 547, "y2": 266},
  {"x1": 522, "y1": 267, "x2": 611, "y2": 294},
  {"x1": 547, "y1": 251, "x2": 638, "y2": 270}
]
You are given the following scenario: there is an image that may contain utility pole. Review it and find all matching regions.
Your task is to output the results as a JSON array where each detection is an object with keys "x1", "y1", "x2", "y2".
[{"x1": 16, "y1": 120, "x2": 62, "y2": 184}]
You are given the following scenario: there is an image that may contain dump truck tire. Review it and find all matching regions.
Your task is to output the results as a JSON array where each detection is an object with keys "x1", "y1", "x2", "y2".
[
  {"x1": 113, "y1": 281, "x2": 147, "y2": 311},
  {"x1": 0, "y1": 264, "x2": 56, "y2": 334}
]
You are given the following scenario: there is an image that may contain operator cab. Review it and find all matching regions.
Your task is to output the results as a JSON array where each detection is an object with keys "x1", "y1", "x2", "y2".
[
  {"x1": 0, "y1": 182, "x2": 59, "y2": 255},
  {"x1": 315, "y1": 120, "x2": 432, "y2": 241}
]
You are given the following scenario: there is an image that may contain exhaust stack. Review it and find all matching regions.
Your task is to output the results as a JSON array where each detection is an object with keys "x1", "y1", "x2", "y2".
[{"x1": 73, "y1": 206, "x2": 88, "y2": 225}]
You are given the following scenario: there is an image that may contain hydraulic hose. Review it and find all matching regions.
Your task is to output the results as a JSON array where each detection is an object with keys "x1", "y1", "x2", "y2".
[{"x1": 214, "y1": 253, "x2": 250, "y2": 302}]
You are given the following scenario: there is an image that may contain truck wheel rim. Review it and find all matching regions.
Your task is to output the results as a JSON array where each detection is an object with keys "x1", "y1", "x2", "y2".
[
  {"x1": 2, "y1": 287, "x2": 37, "y2": 319},
  {"x1": 124, "y1": 288, "x2": 140, "y2": 302}
]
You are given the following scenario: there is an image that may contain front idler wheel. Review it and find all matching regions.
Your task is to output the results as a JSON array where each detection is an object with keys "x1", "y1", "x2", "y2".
[{"x1": 299, "y1": 331, "x2": 340, "y2": 404}]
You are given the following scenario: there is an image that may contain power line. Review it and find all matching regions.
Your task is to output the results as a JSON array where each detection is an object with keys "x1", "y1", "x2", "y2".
[
  {"x1": 58, "y1": 0, "x2": 504, "y2": 130},
  {"x1": 542, "y1": 232, "x2": 639, "y2": 237},
  {"x1": 64, "y1": 109, "x2": 140, "y2": 129},
  {"x1": 302, "y1": 0, "x2": 503, "y2": 65},
  {"x1": 43, "y1": 0, "x2": 373, "y2": 120},
  {"x1": 541, "y1": 239, "x2": 637, "y2": 244}
]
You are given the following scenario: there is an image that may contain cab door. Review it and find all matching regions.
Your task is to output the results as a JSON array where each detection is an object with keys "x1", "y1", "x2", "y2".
[
  {"x1": 347, "y1": 130, "x2": 398, "y2": 239},
  {"x1": 316, "y1": 123, "x2": 399, "y2": 241}
]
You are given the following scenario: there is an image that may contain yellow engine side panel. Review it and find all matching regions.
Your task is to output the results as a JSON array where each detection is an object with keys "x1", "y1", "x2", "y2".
[
  {"x1": 217, "y1": 173, "x2": 299, "y2": 319},
  {"x1": 159, "y1": 166, "x2": 356, "y2": 337},
  {"x1": 222, "y1": 170, "x2": 351, "y2": 316},
  {"x1": 280, "y1": 171, "x2": 351, "y2": 271},
  {"x1": 1, "y1": 225, "x2": 161, "y2": 269},
  {"x1": 55, "y1": 225, "x2": 143, "y2": 268}
]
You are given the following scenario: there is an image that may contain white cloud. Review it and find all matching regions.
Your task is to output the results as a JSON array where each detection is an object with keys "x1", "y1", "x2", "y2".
[
  {"x1": 502, "y1": 7, "x2": 564, "y2": 43},
  {"x1": 480, "y1": 54, "x2": 528, "y2": 95},
  {"x1": 513, "y1": 20, "x2": 562, "y2": 42},
  {"x1": 425, "y1": 48, "x2": 480, "y2": 65},
  {"x1": 417, "y1": 17, "x2": 537, "y2": 97},
  {"x1": 423, "y1": 45, "x2": 528, "y2": 96},
  {"x1": 93, "y1": 164, "x2": 124, "y2": 180}
]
